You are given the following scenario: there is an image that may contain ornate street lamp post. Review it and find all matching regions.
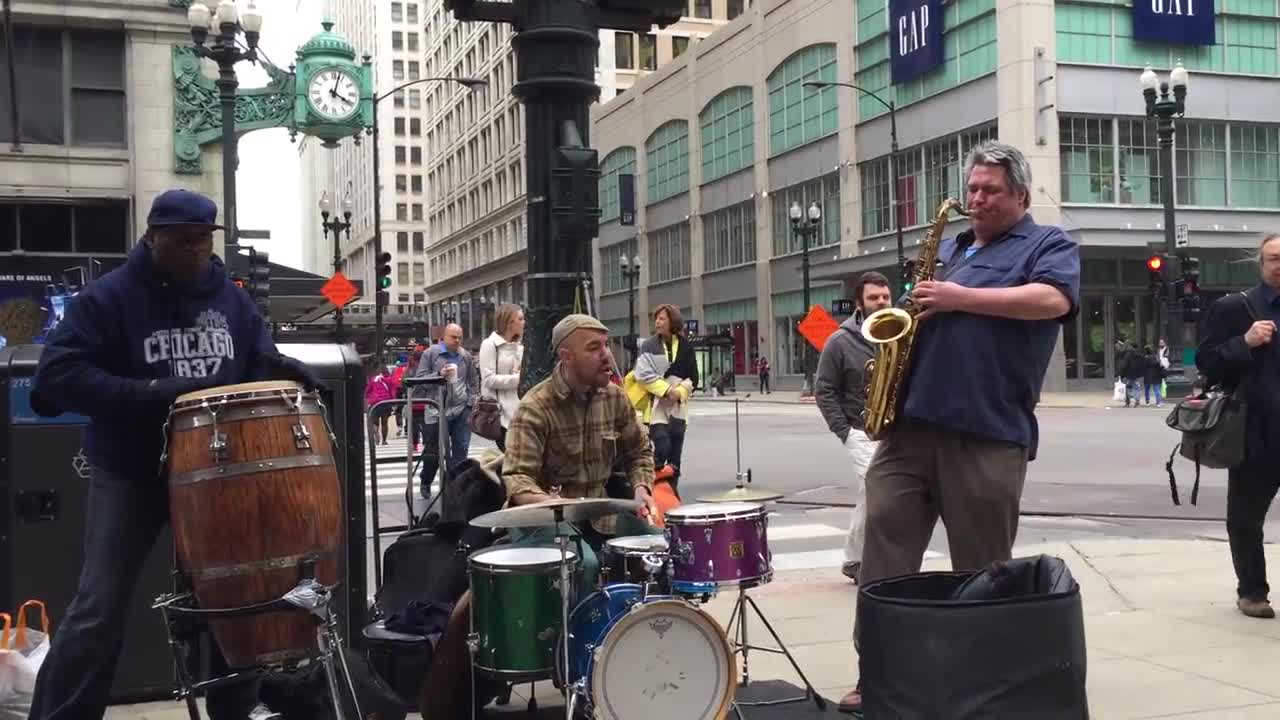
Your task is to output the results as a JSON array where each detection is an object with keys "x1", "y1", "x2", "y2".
[
  {"x1": 790, "y1": 200, "x2": 822, "y2": 397},
  {"x1": 186, "y1": 0, "x2": 264, "y2": 248},
  {"x1": 319, "y1": 189, "x2": 355, "y2": 342}
]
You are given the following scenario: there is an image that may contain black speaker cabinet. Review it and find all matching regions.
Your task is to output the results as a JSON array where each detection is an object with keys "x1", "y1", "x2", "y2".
[{"x1": 0, "y1": 343, "x2": 369, "y2": 704}]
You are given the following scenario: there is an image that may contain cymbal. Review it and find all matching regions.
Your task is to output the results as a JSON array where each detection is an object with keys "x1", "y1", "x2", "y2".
[
  {"x1": 470, "y1": 497, "x2": 641, "y2": 529},
  {"x1": 696, "y1": 486, "x2": 785, "y2": 503}
]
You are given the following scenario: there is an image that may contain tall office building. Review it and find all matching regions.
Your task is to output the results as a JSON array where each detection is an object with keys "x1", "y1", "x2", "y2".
[
  {"x1": 298, "y1": 0, "x2": 417, "y2": 315},
  {"x1": 420, "y1": 1, "x2": 737, "y2": 344}
]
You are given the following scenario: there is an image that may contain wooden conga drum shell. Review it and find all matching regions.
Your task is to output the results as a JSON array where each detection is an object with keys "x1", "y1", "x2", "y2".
[{"x1": 165, "y1": 380, "x2": 343, "y2": 668}]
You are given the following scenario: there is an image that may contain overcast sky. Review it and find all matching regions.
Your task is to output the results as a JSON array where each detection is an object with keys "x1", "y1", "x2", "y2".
[{"x1": 235, "y1": 0, "x2": 322, "y2": 269}]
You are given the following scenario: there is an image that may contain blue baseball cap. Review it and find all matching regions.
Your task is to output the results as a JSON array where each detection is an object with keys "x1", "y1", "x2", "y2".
[{"x1": 146, "y1": 189, "x2": 225, "y2": 229}]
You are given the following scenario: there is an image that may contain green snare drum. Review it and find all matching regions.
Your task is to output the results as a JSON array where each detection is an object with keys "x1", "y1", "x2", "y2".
[{"x1": 468, "y1": 545, "x2": 578, "y2": 677}]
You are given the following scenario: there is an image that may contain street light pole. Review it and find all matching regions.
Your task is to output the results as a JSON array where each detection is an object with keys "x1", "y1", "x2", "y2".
[
  {"x1": 804, "y1": 80, "x2": 905, "y2": 297},
  {"x1": 1142, "y1": 61, "x2": 1190, "y2": 393},
  {"x1": 620, "y1": 254, "x2": 641, "y2": 367},
  {"x1": 186, "y1": 1, "x2": 264, "y2": 249},
  {"x1": 320, "y1": 189, "x2": 355, "y2": 343},
  {"x1": 791, "y1": 200, "x2": 821, "y2": 397},
  {"x1": 365, "y1": 75, "x2": 487, "y2": 364}
]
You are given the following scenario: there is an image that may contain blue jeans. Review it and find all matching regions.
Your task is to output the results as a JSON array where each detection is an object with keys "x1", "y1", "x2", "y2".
[
  {"x1": 419, "y1": 409, "x2": 473, "y2": 498},
  {"x1": 29, "y1": 467, "x2": 259, "y2": 720},
  {"x1": 1145, "y1": 381, "x2": 1164, "y2": 405},
  {"x1": 1125, "y1": 380, "x2": 1142, "y2": 405}
]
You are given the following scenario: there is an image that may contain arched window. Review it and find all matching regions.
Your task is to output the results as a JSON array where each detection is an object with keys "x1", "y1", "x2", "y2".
[
  {"x1": 699, "y1": 86, "x2": 755, "y2": 183},
  {"x1": 766, "y1": 44, "x2": 838, "y2": 156},
  {"x1": 598, "y1": 147, "x2": 636, "y2": 222},
  {"x1": 645, "y1": 120, "x2": 691, "y2": 204}
]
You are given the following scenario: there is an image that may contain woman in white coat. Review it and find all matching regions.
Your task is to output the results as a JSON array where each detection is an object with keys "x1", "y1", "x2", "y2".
[{"x1": 479, "y1": 302, "x2": 525, "y2": 450}]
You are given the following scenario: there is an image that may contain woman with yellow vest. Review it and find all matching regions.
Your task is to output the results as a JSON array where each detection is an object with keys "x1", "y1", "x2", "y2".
[{"x1": 626, "y1": 304, "x2": 698, "y2": 498}]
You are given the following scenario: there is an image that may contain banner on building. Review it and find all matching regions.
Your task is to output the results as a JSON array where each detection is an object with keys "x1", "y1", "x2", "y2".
[
  {"x1": 1132, "y1": 0, "x2": 1215, "y2": 46},
  {"x1": 889, "y1": 0, "x2": 944, "y2": 85}
]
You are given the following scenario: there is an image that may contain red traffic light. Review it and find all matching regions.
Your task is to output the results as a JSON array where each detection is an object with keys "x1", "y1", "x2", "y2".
[{"x1": 1146, "y1": 255, "x2": 1163, "y2": 272}]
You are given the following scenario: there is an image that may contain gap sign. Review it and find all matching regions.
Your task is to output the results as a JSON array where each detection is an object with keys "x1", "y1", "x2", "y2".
[
  {"x1": 889, "y1": 0, "x2": 944, "y2": 85},
  {"x1": 1132, "y1": 0, "x2": 1215, "y2": 46}
]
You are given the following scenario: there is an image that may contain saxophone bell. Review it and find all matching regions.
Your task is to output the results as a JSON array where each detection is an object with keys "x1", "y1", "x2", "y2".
[{"x1": 861, "y1": 307, "x2": 913, "y2": 347}]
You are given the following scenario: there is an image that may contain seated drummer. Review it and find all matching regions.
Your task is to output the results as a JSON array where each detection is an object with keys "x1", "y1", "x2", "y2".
[{"x1": 501, "y1": 314, "x2": 660, "y2": 595}]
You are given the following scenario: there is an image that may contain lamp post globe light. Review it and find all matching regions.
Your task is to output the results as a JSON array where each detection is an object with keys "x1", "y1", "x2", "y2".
[
  {"x1": 186, "y1": 0, "x2": 265, "y2": 249},
  {"x1": 620, "y1": 253, "x2": 642, "y2": 367},
  {"x1": 789, "y1": 200, "x2": 821, "y2": 397},
  {"x1": 319, "y1": 188, "x2": 355, "y2": 342},
  {"x1": 1141, "y1": 60, "x2": 1191, "y2": 394}
]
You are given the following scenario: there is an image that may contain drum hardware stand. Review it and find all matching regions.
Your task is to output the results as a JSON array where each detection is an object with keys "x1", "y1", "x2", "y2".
[
  {"x1": 723, "y1": 584, "x2": 826, "y2": 713},
  {"x1": 153, "y1": 558, "x2": 364, "y2": 720}
]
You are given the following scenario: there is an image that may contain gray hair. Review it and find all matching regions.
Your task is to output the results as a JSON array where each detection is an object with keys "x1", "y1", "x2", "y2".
[{"x1": 963, "y1": 141, "x2": 1033, "y2": 209}]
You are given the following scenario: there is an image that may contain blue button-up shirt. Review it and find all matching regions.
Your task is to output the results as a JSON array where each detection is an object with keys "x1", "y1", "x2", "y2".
[{"x1": 901, "y1": 213, "x2": 1081, "y2": 460}]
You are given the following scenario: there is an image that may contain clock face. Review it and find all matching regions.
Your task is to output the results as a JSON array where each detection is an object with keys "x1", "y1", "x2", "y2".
[{"x1": 308, "y1": 69, "x2": 359, "y2": 120}]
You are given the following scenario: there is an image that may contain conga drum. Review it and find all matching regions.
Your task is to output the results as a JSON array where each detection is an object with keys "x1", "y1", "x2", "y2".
[{"x1": 164, "y1": 380, "x2": 343, "y2": 668}]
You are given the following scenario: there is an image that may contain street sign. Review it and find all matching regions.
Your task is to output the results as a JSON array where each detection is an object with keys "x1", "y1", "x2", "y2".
[
  {"x1": 1175, "y1": 223, "x2": 1189, "y2": 248},
  {"x1": 684, "y1": 319, "x2": 699, "y2": 335},
  {"x1": 320, "y1": 271, "x2": 357, "y2": 308},
  {"x1": 797, "y1": 304, "x2": 840, "y2": 351},
  {"x1": 831, "y1": 299, "x2": 854, "y2": 316}
]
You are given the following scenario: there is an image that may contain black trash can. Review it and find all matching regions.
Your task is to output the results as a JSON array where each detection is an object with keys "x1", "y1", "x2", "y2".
[{"x1": 857, "y1": 554, "x2": 1089, "y2": 720}]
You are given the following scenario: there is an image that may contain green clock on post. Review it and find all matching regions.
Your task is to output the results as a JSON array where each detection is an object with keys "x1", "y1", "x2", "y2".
[{"x1": 293, "y1": 19, "x2": 372, "y2": 148}]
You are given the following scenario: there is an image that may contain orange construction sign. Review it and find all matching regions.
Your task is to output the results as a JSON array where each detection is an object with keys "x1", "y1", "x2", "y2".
[
  {"x1": 797, "y1": 304, "x2": 841, "y2": 351},
  {"x1": 321, "y1": 271, "x2": 357, "y2": 308}
]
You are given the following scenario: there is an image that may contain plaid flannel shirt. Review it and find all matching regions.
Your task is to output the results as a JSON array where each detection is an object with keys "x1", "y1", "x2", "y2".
[{"x1": 501, "y1": 365, "x2": 654, "y2": 534}]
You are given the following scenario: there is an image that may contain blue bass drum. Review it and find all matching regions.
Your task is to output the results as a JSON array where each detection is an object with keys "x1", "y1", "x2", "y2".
[{"x1": 555, "y1": 583, "x2": 644, "y2": 689}]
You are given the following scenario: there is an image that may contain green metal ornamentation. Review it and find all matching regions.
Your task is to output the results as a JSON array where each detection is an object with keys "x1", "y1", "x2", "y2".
[{"x1": 171, "y1": 46, "x2": 296, "y2": 174}]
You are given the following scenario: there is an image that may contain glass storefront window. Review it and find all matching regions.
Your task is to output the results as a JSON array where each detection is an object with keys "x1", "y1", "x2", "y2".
[{"x1": 1082, "y1": 295, "x2": 1105, "y2": 379}]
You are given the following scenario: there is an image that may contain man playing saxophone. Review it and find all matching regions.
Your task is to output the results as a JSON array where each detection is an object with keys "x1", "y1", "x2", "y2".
[{"x1": 841, "y1": 141, "x2": 1080, "y2": 714}]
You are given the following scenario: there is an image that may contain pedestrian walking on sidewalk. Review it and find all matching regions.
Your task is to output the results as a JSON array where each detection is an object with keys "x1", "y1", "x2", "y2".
[
  {"x1": 815, "y1": 271, "x2": 892, "y2": 583},
  {"x1": 25, "y1": 190, "x2": 321, "y2": 720},
  {"x1": 1142, "y1": 344, "x2": 1166, "y2": 407},
  {"x1": 1195, "y1": 232, "x2": 1280, "y2": 620},
  {"x1": 412, "y1": 324, "x2": 477, "y2": 497},
  {"x1": 841, "y1": 142, "x2": 1080, "y2": 714},
  {"x1": 756, "y1": 354, "x2": 771, "y2": 394},
  {"x1": 1118, "y1": 342, "x2": 1145, "y2": 407},
  {"x1": 478, "y1": 303, "x2": 525, "y2": 451},
  {"x1": 629, "y1": 304, "x2": 698, "y2": 496},
  {"x1": 365, "y1": 359, "x2": 395, "y2": 445}
]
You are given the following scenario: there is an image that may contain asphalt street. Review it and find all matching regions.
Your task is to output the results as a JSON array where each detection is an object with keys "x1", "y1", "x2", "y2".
[{"x1": 360, "y1": 401, "x2": 1267, "y2": 598}]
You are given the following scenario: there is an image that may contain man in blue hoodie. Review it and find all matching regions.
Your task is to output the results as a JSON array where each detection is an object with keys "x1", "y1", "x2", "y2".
[{"x1": 27, "y1": 189, "x2": 319, "y2": 720}]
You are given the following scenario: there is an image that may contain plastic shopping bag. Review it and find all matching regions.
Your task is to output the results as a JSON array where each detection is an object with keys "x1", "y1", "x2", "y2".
[
  {"x1": 1112, "y1": 380, "x2": 1126, "y2": 402},
  {"x1": 0, "y1": 601, "x2": 52, "y2": 720}
]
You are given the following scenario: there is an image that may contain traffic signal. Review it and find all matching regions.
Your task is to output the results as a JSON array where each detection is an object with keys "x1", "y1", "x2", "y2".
[
  {"x1": 1182, "y1": 255, "x2": 1200, "y2": 296},
  {"x1": 376, "y1": 251, "x2": 392, "y2": 307},
  {"x1": 247, "y1": 248, "x2": 271, "y2": 319},
  {"x1": 901, "y1": 259, "x2": 917, "y2": 293},
  {"x1": 1146, "y1": 254, "x2": 1164, "y2": 293}
]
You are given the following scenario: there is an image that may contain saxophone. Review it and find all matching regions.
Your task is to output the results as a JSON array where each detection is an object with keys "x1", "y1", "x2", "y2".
[{"x1": 861, "y1": 197, "x2": 968, "y2": 440}]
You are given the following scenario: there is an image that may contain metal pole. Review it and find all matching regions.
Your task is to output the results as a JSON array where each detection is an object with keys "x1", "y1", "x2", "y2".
[
  {"x1": 889, "y1": 103, "x2": 905, "y2": 298},
  {"x1": 217, "y1": 42, "x2": 239, "y2": 246},
  {"x1": 801, "y1": 223, "x2": 812, "y2": 395},
  {"x1": 627, "y1": 269, "x2": 636, "y2": 368},
  {"x1": 1158, "y1": 113, "x2": 1183, "y2": 384},
  {"x1": 371, "y1": 99, "x2": 385, "y2": 366},
  {"x1": 333, "y1": 220, "x2": 344, "y2": 343}
]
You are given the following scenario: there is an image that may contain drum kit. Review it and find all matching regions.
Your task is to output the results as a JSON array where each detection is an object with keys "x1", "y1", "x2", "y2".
[
  {"x1": 148, "y1": 381, "x2": 365, "y2": 720},
  {"x1": 457, "y1": 400, "x2": 825, "y2": 718}
]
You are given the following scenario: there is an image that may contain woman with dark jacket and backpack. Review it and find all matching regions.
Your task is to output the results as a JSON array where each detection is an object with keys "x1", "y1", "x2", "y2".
[{"x1": 630, "y1": 304, "x2": 698, "y2": 494}]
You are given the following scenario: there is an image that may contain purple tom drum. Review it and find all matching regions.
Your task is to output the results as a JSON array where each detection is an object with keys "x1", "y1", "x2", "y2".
[{"x1": 664, "y1": 501, "x2": 772, "y2": 594}]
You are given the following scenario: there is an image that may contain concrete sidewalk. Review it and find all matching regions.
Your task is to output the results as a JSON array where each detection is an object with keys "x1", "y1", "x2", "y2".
[
  {"x1": 107, "y1": 538, "x2": 1280, "y2": 719},
  {"x1": 699, "y1": 390, "x2": 1119, "y2": 409}
]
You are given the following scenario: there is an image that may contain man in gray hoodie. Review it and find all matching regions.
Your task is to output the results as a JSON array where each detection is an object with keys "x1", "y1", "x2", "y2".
[
  {"x1": 815, "y1": 271, "x2": 893, "y2": 582},
  {"x1": 413, "y1": 323, "x2": 478, "y2": 497}
]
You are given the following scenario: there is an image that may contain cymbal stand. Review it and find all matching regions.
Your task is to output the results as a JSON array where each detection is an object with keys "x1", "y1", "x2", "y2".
[
  {"x1": 724, "y1": 583, "x2": 825, "y2": 713},
  {"x1": 554, "y1": 503, "x2": 574, "y2": 720},
  {"x1": 734, "y1": 398, "x2": 751, "y2": 490}
]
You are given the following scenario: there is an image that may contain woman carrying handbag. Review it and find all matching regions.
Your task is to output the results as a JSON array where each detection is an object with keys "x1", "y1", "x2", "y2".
[{"x1": 476, "y1": 303, "x2": 526, "y2": 451}]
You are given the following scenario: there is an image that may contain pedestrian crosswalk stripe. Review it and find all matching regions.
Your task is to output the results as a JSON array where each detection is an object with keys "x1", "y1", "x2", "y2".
[{"x1": 766, "y1": 523, "x2": 846, "y2": 541}]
